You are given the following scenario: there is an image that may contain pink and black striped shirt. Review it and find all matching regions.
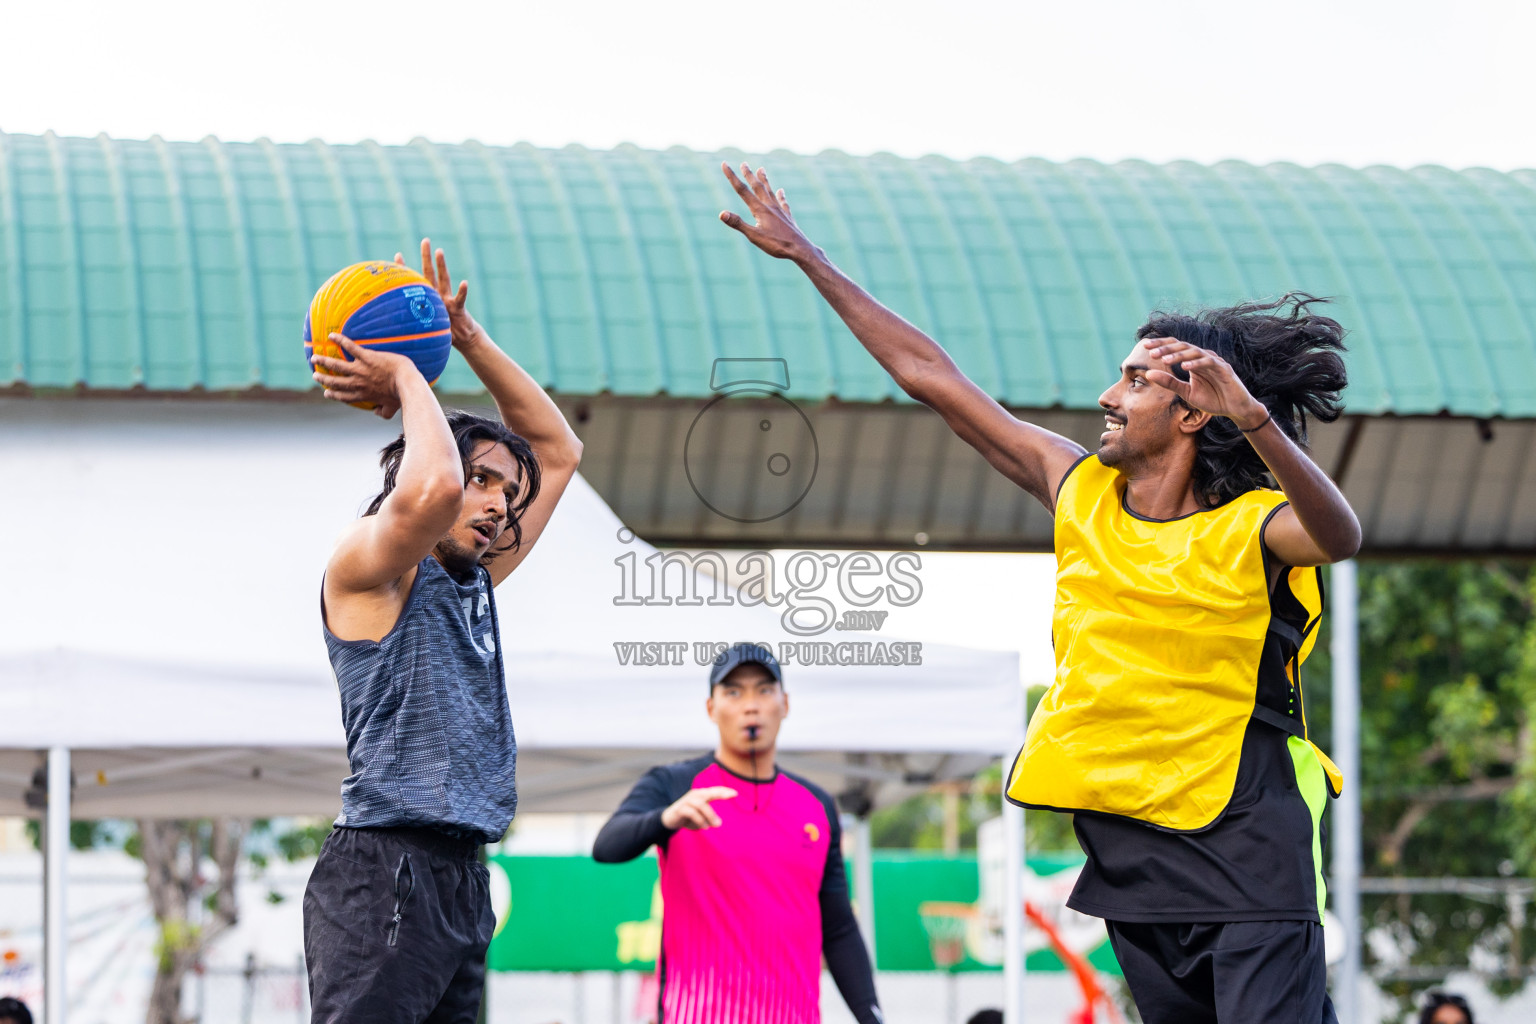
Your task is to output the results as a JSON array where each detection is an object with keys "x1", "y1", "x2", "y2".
[{"x1": 594, "y1": 754, "x2": 881, "y2": 1024}]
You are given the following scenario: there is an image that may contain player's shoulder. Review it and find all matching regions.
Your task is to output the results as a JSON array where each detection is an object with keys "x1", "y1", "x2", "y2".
[
  {"x1": 779, "y1": 767, "x2": 831, "y2": 799},
  {"x1": 1230, "y1": 485, "x2": 1290, "y2": 525},
  {"x1": 1252, "y1": 485, "x2": 1288, "y2": 508},
  {"x1": 324, "y1": 516, "x2": 373, "y2": 575},
  {"x1": 779, "y1": 769, "x2": 840, "y2": 819},
  {"x1": 1052, "y1": 452, "x2": 1114, "y2": 509},
  {"x1": 1057, "y1": 451, "x2": 1102, "y2": 486},
  {"x1": 323, "y1": 535, "x2": 425, "y2": 605},
  {"x1": 649, "y1": 752, "x2": 718, "y2": 788}
]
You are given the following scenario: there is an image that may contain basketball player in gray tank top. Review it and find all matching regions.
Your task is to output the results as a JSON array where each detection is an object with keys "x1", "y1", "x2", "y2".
[{"x1": 304, "y1": 240, "x2": 583, "y2": 1023}]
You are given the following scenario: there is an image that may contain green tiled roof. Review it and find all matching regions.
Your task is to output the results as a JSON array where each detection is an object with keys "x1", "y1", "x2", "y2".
[{"x1": 4, "y1": 131, "x2": 1536, "y2": 416}]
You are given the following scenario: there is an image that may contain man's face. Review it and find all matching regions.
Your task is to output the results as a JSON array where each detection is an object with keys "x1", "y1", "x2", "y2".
[
  {"x1": 707, "y1": 664, "x2": 788, "y2": 755},
  {"x1": 1096, "y1": 337, "x2": 1196, "y2": 471},
  {"x1": 434, "y1": 441, "x2": 521, "y2": 576},
  {"x1": 1428, "y1": 1005, "x2": 1471, "y2": 1024}
]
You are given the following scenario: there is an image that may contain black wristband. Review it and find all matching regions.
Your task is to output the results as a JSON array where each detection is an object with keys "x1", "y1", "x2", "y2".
[{"x1": 1239, "y1": 412, "x2": 1273, "y2": 434}]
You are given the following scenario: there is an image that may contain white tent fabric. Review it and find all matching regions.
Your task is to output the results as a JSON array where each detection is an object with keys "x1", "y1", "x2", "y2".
[{"x1": 0, "y1": 400, "x2": 1024, "y2": 817}]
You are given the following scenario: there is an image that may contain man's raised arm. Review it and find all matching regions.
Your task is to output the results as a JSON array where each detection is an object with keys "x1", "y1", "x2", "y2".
[
  {"x1": 313, "y1": 336, "x2": 465, "y2": 594},
  {"x1": 1143, "y1": 337, "x2": 1361, "y2": 565},
  {"x1": 404, "y1": 241, "x2": 584, "y2": 584},
  {"x1": 719, "y1": 163, "x2": 1085, "y2": 510}
]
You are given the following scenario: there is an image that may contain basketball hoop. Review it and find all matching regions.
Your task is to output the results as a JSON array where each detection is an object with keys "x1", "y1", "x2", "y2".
[{"x1": 918, "y1": 901, "x2": 976, "y2": 971}]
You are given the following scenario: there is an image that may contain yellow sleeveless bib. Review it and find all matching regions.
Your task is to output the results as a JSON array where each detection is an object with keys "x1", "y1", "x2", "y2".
[{"x1": 1005, "y1": 457, "x2": 1338, "y2": 832}]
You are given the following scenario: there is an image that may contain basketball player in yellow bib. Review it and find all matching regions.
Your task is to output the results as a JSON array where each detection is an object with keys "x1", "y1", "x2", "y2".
[{"x1": 722, "y1": 163, "x2": 1359, "y2": 1024}]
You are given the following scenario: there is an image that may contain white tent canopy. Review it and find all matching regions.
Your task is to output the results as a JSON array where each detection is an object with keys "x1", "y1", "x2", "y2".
[{"x1": 0, "y1": 399, "x2": 1024, "y2": 816}]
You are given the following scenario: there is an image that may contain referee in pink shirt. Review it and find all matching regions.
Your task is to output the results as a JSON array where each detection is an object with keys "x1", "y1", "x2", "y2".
[{"x1": 593, "y1": 643, "x2": 884, "y2": 1024}]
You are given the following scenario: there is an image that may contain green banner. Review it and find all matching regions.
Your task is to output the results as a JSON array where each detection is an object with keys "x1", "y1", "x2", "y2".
[
  {"x1": 485, "y1": 853, "x2": 1119, "y2": 975},
  {"x1": 485, "y1": 855, "x2": 660, "y2": 972},
  {"x1": 869, "y1": 852, "x2": 1120, "y2": 975}
]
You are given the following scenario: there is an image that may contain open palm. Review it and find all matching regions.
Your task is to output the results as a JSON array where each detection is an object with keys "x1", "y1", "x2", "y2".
[
  {"x1": 719, "y1": 162, "x2": 816, "y2": 262},
  {"x1": 395, "y1": 238, "x2": 479, "y2": 346}
]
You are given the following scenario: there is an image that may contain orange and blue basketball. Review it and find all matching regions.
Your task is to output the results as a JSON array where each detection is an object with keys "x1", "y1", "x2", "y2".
[{"x1": 304, "y1": 262, "x2": 453, "y2": 405}]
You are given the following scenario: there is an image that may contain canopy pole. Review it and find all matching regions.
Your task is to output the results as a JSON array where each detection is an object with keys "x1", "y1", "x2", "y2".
[
  {"x1": 1331, "y1": 560, "x2": 1361, "y2": 1024},
  {"x1": 45, "y1": 745, "x2": 69, "y2": 1024},
  {"x1": 1003, "y1": 769, "x2": 1025, "y2": 1023},
  {"x1": 850, "y1": 813, "x2": 877, "y2": 960}
]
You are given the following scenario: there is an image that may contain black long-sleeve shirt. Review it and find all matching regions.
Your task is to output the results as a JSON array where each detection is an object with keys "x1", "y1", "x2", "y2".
[{"x1": 594, "y1": 753, "x2": 883, "y2": 1024}]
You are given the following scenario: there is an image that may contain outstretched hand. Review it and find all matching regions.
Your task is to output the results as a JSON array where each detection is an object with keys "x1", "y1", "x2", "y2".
[
  {"x1": 719, "y1": 162, "x2": 816, "y2": 262},
  {"x1": 395, "y1": 238, "x2": 481, "y2": 347},
  {"x1": 1145, "y1": 338, "x2": 1269, "y2": 430},
  {"x1": 660, "y1": 786, "x2": 738, "y2": 830}
]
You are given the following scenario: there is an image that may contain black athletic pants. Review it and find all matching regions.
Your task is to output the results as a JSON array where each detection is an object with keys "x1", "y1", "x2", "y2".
[
  {"x1": 303, "y1": 826, "x2": 495, "y2": 1024},
  {"x1": 1106, "y1": 920, "x2": 1339, "y2": 1024}
]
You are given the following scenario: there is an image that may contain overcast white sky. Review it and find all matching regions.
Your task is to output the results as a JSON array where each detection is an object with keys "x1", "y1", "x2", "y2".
[{"x1": 3, "y1": 0, "x2": 1533, "y2": 169}]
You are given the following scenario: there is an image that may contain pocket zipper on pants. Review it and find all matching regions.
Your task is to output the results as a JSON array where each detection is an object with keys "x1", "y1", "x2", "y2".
[{"x1": 388, "y1": 852, "x2": 414, "y2": 947}]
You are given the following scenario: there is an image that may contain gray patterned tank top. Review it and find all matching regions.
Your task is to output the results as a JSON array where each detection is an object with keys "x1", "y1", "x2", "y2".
[{"x1": 322, "y1": 556, "x2": 516, "y2": 843}]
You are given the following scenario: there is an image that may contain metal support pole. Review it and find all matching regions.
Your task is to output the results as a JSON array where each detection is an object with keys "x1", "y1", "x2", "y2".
[
  {"x1": 45, "y1": 745, "x2": 70, "y2": 1024},
  {"x1": 1331, "y1": 560, "x2": 1361, "y2": 1024},
  {"x1": 1003, "y1": 779, "x2": 1025, "y2": 1023},
  {"x1": 851, "y1": 814, "x2": 877, "y2": 960}
]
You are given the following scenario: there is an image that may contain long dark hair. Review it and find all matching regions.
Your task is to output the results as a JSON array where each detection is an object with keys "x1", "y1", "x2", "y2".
[
  {"x1": 364, "y1": 410, "x2": 543, "y2": 558},
  {"x1": 1136, "y1": 293, "x2": 1348, "y2": 507},
  {"x1": 1418, "y1": 991, "x2": 1474, "y2": 1024}
]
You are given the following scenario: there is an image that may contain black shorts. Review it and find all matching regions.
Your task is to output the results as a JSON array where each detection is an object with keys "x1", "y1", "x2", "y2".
[
  {"x1": 1106, "y1": 919, "x2": 1338, "y2": 1024},
  {"x1": 303, "y1": 826, "x2": 495, "y2": 1024}
]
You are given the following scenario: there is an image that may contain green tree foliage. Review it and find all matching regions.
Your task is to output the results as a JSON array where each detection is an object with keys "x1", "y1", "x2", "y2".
[
  {"x1": 23, "y1": 818, "x2": 112, "y2": 851},
  {"x1": 1309, "y1": 562, "x2": 1536, "y2": 1016},
  {"x1": 870, "y1": 765, "x2": 998, "y2": 851},
  {"x1": 245, "y1": 817, "x2": 334, "y2": 868},
  {"x1": 868, "y1": 779, "x2": 1083, "y2": 855}
]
